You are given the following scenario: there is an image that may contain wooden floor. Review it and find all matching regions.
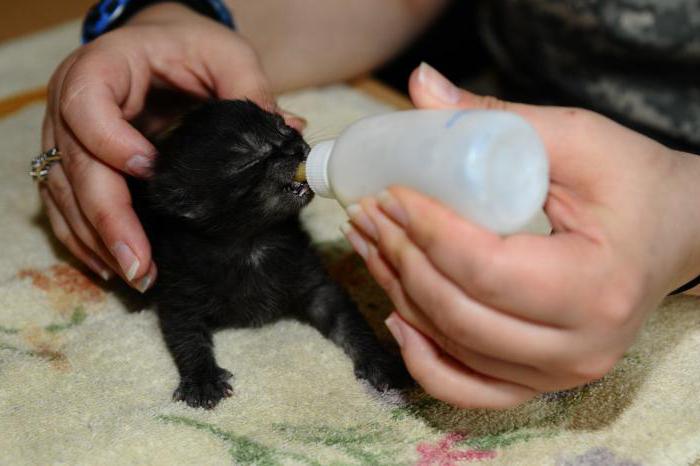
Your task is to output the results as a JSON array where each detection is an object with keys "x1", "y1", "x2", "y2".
[{"x1": 0, "y1": 0, "x2": 93, "y2": 43}]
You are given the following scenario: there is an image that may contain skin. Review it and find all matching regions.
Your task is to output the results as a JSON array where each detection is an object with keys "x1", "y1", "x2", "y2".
[
  {"x1": 41, "y1": 1, "x2": 700, "y2": 407},
  {"x1": 342, "y1": 63, "x2": 700, "y2": 408}
]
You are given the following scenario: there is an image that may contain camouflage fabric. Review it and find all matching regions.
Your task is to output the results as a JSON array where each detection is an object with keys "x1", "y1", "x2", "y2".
[{"x1": 479, "y1": 0, "x2": 700, "y2": 152}]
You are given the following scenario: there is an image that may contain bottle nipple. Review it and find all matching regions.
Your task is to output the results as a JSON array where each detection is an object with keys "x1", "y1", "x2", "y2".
[{"x1": 293, "y1": 162, "x2": 306, "y2": 183}]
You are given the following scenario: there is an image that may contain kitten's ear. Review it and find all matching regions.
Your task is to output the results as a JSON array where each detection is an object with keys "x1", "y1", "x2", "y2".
[
  {"x1": 150, "y1": 116, "x2": 185, "y2": 148},
  {"x1": 147, "y1": 174, "x2": 212, "y2": 222}
]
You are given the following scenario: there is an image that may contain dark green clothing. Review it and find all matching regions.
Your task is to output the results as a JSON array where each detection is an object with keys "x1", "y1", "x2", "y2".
[{"x1": 480, "y1": 0, "x2": 700, "y2": 151}]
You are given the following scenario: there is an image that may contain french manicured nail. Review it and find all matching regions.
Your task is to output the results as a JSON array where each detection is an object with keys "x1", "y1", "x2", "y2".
[
  {"x1": 376, "y1": 190, "x2": 408, "y2": 227},
  {"x1": 136, "y1": 263, "x2": 158, "y2": 293},
  {"x1": 136, "y1": 274, "x2": 151, "y2": 294},
  {"x1": 340, "y1": 223, "x2": 369, "y2": 260},
  {"x1": 417, "y1": 62, "x2": 461, "y2": 104},
  {"x1": 86, "y1": 257, "x2": 112, "y2": 281},
  {"x1": 125, "y1": 155, "x2": 153, "y2": 177},
  {"x1": 346, "y1": 204, "x2": 378, "y2": 240},
  {"x1": 385, "y1": 314, "x2": 404, "y2": 348},
  {"x1": 98, "y1": 268, "x2": 113, "y2": 282},
  {"x1": 111, "y1": 241, "x2": 140, "y2": 281}
]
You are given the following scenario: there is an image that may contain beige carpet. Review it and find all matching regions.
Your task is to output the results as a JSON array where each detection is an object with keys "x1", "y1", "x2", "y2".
[{"x1": 1, "y1": 21, "x2": 700, "y2": 466}]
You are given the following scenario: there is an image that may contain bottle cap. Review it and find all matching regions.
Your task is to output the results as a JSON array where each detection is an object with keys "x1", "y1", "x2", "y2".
[{"x1": 306, "y1": 139, "x2": 335, "y2": 198}]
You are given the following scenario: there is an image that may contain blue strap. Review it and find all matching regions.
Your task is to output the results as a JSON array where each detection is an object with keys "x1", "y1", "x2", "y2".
[{"x1": 82, "y1": 0, "x2": 235, "y2": 43}]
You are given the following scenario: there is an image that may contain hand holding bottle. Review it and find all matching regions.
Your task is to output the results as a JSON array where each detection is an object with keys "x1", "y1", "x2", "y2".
[{"x1": 342, "y1": 63, "x2": 700, "y2": 408}]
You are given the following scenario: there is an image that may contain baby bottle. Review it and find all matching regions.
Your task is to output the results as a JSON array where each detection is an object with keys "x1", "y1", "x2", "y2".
[{"x1": 298, "y1": 109, "x2": 549, "y2": 234}]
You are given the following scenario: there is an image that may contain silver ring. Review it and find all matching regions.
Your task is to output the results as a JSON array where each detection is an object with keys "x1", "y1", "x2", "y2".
[{"x1": 30, "y1": 147, "x2": 62, "y2": 182}]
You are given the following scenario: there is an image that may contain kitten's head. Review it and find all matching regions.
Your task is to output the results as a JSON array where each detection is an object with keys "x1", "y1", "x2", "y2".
[{"x1": 148, "y1": 100, "x2": 312, "y2": 233}]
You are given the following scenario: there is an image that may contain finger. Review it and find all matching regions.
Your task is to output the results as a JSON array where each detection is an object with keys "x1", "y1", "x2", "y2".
[
  {"x1": 355, "y1": 198, "x2": 577, "y2": 367},
  {"x1": 341, "y1": 222, "x2": 418, "y2": 319},
  {"x1": 431, "y1": 336, "x2": 583, "y2": 392},
  {"x1": 51, "y1": 80, "x2": 153, "y2": 288},
  {"x1": 40, "y1": 187, "x2": 112, "y2": 281},
  {"x1": 54, "y1": 126, "x2": 152, "y2": 287},
  {"x1": 422, "y1": 319, "x2": 583, "y2": 392},
  {"x1": 43, "y1": 104, "x2": 116, "y2": 278},
  {"x1": 45, "y1": 163, "x2": 120, "y2": 273},
  {"x1": 355, "y1": 218, "x2": 577, "y2": 380},
  {"x1": 58, "y1": 50, "x2": 156, "y2": 178},
  {"x1": 42, "y1": 106, "x2": 54, "y2": 151},
  {"x1": 343, "y1": 226, "x2": 571, "y2": 391},
  {"x1": 135, "y1": 260, "x2": 158, "y2": 294},
  {"x1": 279, "y1": 110, "x2": 307, "y2": 132},
  {"x1": 368, "y1": 187, "x2": 600, "y2": 327},
  {"x1": 204, "y1": 37, "x2": 277, "y2": 111},
  {"x1": 385, "y1": 313, "x2": 537, "y2": 409}
]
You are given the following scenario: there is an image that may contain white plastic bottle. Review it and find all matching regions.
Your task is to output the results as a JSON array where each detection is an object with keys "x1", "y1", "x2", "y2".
[{"x1": 303, "y1": 109, "x2": 549, "y2": 234}]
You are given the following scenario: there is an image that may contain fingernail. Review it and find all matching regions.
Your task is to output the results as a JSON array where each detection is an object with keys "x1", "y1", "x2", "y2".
[
  {"x1": 111, "y1": 241, "x2": 140, "y2": 281},
  {"x1": 417, "y1": 62, "x2": 461, "y2": 104},
  {"x1": 86, "y1": 257, "x2": 112, "y2": 281},
  {"x1": 376, "y1": 190, "x2": 408, "y2": 227},
  {"x1": 126, "y1": 155, "x2": 153, "y2": 177},
  {"x1": 340, "y1": 223, "x2": 369, "y2": 260},
  {"x1": 385, "y1": 314, "x2": 404, "y2": 348},
  {"x1": 346, "y1": 204, "x2": 378, "y2": 240},
  {"x1": 136, "y1": 274, "x2": 151, "y2": 293},
  {"x1": 281, "y1": 111, "x2": 307, "y2": 131}
]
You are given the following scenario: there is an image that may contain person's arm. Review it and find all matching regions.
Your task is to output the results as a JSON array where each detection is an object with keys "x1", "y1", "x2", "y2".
[{"x1": 227, "y1": 0, "x2": 451, "y2": 91}]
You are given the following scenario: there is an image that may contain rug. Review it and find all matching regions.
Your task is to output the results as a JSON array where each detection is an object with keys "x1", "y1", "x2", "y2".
[{"x1": 1, "y1": 21, "x2": 699, "y2": 466}]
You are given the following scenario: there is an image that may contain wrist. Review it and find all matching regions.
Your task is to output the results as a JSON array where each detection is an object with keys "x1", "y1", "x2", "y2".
[
  {"x1": 84, "y1": 0, "x2": 234, "y2": 42},
  {"x1": 124, "y1": 2, "x2": 202, "y2": 27},
  {"x1": 667, "y1": 150, "x2": 700, "y2": 291}
]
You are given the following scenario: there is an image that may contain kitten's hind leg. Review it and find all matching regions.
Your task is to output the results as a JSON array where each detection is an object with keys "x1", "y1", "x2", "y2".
[
  {"x1": 158, "y1": 314, "x2": 233, "y2": 409},
  {"x1": 301, "y1": 282, "x2": 413, "y2": 391}
]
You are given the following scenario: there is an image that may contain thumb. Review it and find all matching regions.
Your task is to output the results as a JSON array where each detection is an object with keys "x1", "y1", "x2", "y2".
[
  {"x1": 408, "y1": 62, "x2": 592, "y2": 174},
  {"x1": 409, "y1": 62, "x2": 518, "y2": 113}
]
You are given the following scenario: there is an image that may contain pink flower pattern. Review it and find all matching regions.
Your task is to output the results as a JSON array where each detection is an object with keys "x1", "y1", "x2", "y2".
[{"x1": 416, "y1": 432, "x2": 496, "y2": 465}]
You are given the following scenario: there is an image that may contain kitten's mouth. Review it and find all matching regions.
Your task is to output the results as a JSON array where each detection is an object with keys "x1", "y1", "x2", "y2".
[{"x1": 287, "y1": 180, "x2": 311, "y2": 198}]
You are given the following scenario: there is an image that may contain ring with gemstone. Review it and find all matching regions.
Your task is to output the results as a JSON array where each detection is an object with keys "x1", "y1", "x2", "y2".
[{"x1": 30, "y1": 147, "x2": 62, "y2": 182}]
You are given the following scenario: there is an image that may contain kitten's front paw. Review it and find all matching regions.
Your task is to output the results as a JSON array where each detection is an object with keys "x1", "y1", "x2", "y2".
[
  {"x1": 354, "y1": 353, "x2": 414, "y2": 392},
  {"x1": 173, "y1": 367, "x2": 234, "y2": 409}
]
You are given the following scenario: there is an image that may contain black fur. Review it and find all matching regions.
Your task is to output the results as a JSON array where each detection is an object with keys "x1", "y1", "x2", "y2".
[{"x1": 132, "y1": 100, "x2": 410, "y2": 409}]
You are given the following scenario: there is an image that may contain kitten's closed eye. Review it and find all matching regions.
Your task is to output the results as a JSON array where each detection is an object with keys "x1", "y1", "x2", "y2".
[{"x1": 226, "y1": 157, "x2": 265, "y2": 176}]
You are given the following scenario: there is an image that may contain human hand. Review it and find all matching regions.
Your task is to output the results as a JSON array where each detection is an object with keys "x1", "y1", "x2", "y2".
[
  {"x1": 341, "y1": 63, "x2": 700, "y2": 408},
  {"x1": 40, "y1": 3, "x2": 304, "y2": 290}
]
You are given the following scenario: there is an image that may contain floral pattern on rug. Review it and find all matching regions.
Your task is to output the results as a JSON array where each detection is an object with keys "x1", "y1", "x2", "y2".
[
  {"x1": 2, "y1": 87, "x2": 699, "y2": 465},
  {"x1": 1, "y1": 264, "x2": 101, "y2": 371},
  {"x1": 556, "y1": 447, "x2": 643, "y2": 466}
]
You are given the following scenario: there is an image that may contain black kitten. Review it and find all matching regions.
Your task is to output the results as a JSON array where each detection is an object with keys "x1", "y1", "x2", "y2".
[{"x1": 132, "y1": 100, "x2": 410, "y2": 409}]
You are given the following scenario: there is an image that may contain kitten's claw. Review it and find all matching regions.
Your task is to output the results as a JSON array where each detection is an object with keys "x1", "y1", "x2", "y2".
[
  {"x1": 173, "y1": 367, "x2": 235, "y2": 409},
  {"x1": 354, "y1": 353, "x2": 414, "y2": 392}
]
